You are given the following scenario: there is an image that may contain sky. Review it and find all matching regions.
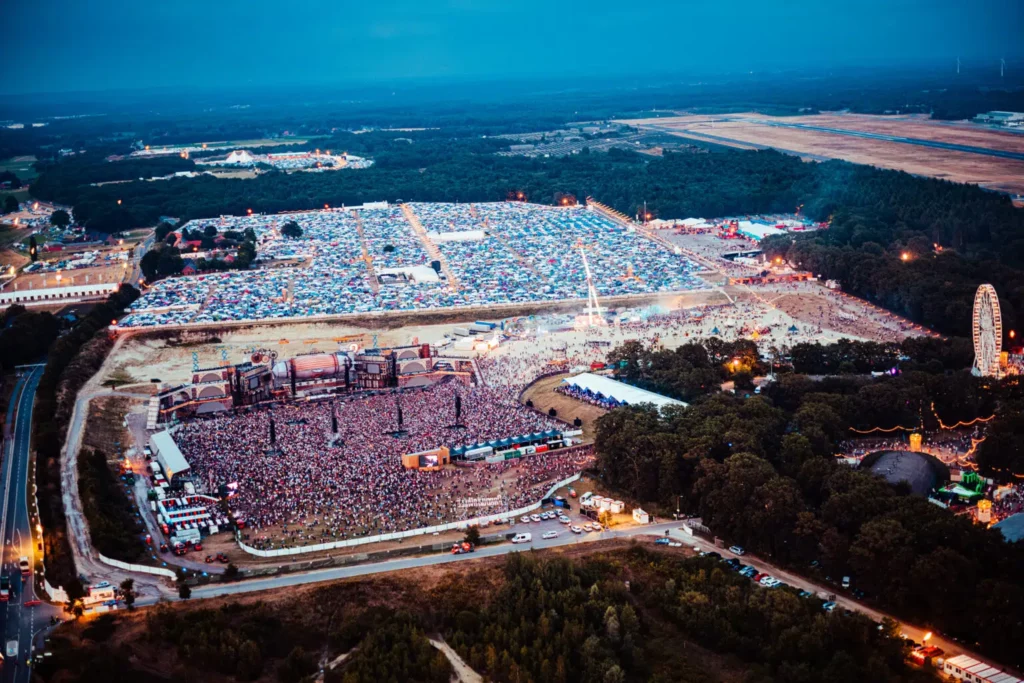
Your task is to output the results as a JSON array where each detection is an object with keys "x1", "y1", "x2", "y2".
[{"x1": 4, "y1": 0, "x2": 1023, "y2": 95}]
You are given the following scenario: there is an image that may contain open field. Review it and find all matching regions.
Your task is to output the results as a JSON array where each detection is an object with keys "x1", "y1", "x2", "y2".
[
  {"x1": 0, "y1": 155, "x2": 38, "y2": 180},
  {"x1": 622, "y1": 112, "x2": 1024, "y2": 195},
  {"x1": 9, "y1": 262, "x2": 128, "y2": 291},
  {"x1": 206, "y1": 167, "x2": 259, "y2": 179}
]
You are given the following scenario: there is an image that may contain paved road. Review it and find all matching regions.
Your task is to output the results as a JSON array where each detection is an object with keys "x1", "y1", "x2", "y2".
[{"x1": 1, "y1": 366, "x2": 60, "y2": 681}]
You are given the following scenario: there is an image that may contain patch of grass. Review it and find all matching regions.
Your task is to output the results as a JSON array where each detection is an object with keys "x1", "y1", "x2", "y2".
[{"x1": 102, "y1": 369, "x2": 136, "y2": 387}]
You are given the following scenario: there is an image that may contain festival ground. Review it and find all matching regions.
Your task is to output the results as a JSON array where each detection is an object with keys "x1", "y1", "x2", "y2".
[{"x1": 85, "y1": 277, "x2": 937, "y2": 562}]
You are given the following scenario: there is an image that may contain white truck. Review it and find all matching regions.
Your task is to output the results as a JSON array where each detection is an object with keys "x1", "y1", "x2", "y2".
[{"x1": 5, "y1": 641, "x2": 16, "y2": 661}]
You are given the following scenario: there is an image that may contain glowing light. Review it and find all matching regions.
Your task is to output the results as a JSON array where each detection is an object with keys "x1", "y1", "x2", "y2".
[
  {"x1": 1010, "y1": 330, "x2": 1016, "y2": 339},
  {"x1": 247, "y1": 208, "x2": 253, "y2": 216},
  {"x1": 117, "y1": 199, "x2": 122, "y2": 205},
  {"x1": 923, "y1": 632, "x2": 932, "y2": 642},
  {"x1": 900, "y1": 252, "x2": 911, "y2": 261},
  {"x1": 324, "y1": 203, "x2": 330, "y2": 209}
]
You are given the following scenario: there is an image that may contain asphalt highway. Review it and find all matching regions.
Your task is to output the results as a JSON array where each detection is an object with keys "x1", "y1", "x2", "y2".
[{"x1": 1, "y1": 366, "x2": 60, "y2": 682}]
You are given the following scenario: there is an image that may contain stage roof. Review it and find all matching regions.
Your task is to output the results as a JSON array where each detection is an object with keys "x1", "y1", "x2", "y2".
[{"x1": 561, "y1": 373, "x2": 687, "y2": 410}]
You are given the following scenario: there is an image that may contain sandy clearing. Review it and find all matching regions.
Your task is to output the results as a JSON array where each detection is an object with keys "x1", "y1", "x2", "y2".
[{"x1": 622, "y1": 113, "x2": 1024, "y2": 195}]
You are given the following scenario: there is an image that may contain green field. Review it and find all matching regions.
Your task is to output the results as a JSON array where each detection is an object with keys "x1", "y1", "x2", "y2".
[{"x1": 0, "y1": 155, "x2": 38, "y2": 182}]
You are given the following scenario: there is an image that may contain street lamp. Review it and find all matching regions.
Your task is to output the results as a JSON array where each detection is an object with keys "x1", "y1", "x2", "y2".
[{"x1": 900, "y1": 252, "x2": 911, "y2": 262}]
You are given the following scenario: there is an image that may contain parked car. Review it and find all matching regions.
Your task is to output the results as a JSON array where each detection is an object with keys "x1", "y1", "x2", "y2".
[
  {"x1": 520, "y1": 516, "x2": 530, "y2": 524},
  {"x1": 511, "y1": 533, "x2": 532, "y2": 544},
  {"x1": 570, "y1": 525, "x2": 583, "y2": 534},
  {"x1": 822, "y1": 601, "x2": 837, "y2": 612},
  {"x1": 530, "y1": 514, "x2": 541, "y2": 523},
  {"x1": 542, "y1": 531, "x2": 558, "y2": 540},
  {"x1": 729, "y1": 545, "x2": 745, "y2": 555},
  {"x1": 654, "y1": 537, "x2": 670, "y2": 545}
]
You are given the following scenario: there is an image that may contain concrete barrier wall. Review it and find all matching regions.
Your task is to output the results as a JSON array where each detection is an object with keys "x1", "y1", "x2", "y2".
[
  {"x1": 118, "y1": 289, "x2": 713, "y2": 334},
  {"x1": 238, "y1": 473, "x2": 581, "y2": 558},
  {"x1": 98, "y1": 553, "x2": 178, "y2": 579}
]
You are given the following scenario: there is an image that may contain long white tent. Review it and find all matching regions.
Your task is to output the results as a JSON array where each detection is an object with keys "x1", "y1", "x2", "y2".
[
  {"x1": 561, "y1": 373, "x2": 687, "y2": 410},
  {"x1": 150, "y1": 430, "x2": 191, "y2": 482}
]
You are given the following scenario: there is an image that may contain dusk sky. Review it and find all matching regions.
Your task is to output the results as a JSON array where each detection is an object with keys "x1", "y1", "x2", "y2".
[{"x1": 5, "y1": 0, "x2": 1023, "y2": 94}]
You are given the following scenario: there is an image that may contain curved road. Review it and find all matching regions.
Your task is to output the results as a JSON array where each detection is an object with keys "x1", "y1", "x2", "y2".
[{"x1": 2, "y1": 366, "x2": 60, "y2": 681}]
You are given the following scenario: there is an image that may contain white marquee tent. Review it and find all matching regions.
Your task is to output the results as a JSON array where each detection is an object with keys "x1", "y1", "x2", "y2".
[{"x1": 561, "y1": 372, "x2": 688, "y2": 410}]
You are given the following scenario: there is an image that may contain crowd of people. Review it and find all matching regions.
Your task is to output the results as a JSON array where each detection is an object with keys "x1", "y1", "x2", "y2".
[
  {"x1": 173, "y1": 379, "x2": 588, "y2": 549},
  {"x1": 121, "y1": 202, "x2": 707, "y2": 327}
]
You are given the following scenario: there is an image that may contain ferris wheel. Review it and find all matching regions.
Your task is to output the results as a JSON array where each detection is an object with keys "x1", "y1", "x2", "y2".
[{"x1": 972, "y1": 284, "x2": 1003, "y2": 378}]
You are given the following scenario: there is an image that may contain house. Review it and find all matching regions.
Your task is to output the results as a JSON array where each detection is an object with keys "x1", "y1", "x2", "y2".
[{"x1": 181, "y1": 260, "x2": 197, "y2": 276}]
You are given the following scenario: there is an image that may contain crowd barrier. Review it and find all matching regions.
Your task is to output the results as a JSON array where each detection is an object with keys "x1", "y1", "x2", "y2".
[
  {"x1": 237, "y1": 473, "x2": 582, "y2": 558},
  {"x1": 98, "y1": 553, "x2": 178, "y2": 579}
]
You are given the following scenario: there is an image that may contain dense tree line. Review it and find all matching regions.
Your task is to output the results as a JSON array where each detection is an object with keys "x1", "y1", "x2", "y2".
[
  {"x1": 39, "y1": 546, "x2": 952, "y2": 683},
  {"x1": 608, "y1": 338, "x2": 763, "y2": 401},
  {"x1": 78, "y1": 448, "x2": 147, "y2": 563},
  {"x1": 0, "y1": 305, "x2": 61, "y2": 371},
  {"x1": 33, "y1": 285, "x2": 139, "y2": 590},
  {"x1": 788, "y1": 337, "x2": 974, "y2": 375},
  {"x1": 29, "y1": 153, "x2": 196, "y2": 206},
  {"x1": 594, "y1": 341, "x2": 1023, "y2": 666},
  {"x1": 329, "y1": 615, "x2": 451, "y2": 683}
]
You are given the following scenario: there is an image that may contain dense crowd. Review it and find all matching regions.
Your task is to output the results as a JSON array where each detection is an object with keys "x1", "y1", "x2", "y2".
[
  {"x1": 174, "y1": 380, "x2": 587, "y2": 548},
  {"x1": 121, "y1": 202, "x2": 706, "y2": 326}
]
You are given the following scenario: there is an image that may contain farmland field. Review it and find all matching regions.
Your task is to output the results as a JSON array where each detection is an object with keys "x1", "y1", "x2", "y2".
[{"x1": 621, "y1": 113, "x2": 1024, "y2": 195}]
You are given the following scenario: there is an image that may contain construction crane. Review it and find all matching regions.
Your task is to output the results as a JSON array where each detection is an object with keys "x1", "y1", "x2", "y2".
[{"x1": 577, "y1": 240, "x2": 604, "y2": 327}]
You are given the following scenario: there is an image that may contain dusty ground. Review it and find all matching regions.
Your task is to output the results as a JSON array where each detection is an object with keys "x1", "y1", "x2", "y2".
[
  {"x1": 10, "y1": 261, "x2": 128, "y2": 290},
  {"x1": 520, "y1": 373, "x2": 606, "y2": 443},
  {"x1": 206, "y1": 168, "x2": 259, "y2": 179},
  {"x1": 622, "y1": 112, "x2": 1024, "y2": 195},
  {"x1": 82, "y1": 396, "x2": 135, "y2": 457},
  {"x1": 104, "y1": 290, "x2": 731, "y2": 386}
]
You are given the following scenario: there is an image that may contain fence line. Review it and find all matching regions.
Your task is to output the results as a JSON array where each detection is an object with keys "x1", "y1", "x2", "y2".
[
  {"x1": 237, "y1": 473, "x2": 582, "y2": 558},
  {"x1": 98, "y1": 553, "x2": 178, "y2": 579}
]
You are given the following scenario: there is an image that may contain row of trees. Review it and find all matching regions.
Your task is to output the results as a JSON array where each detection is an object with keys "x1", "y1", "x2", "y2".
[
  {"x1": 607, "y1": 338, "x2": 763, "y2": 401},
  {"x1": 34, "y1": 284, "x2": 139, "y2": 591},
  {"x1": 78, "y1": 448, "x2": 147, "y2": 563},
  {"x1": 0, "y1": 305, "x2": 61, "y2": 371},
  {"x1": 593, "y1": 340, "x2": 1024, "y2": 666}
]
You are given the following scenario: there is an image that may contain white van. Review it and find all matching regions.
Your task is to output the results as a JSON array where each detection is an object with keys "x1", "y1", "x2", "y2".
[{"x1": 511, "y1": 533, "x2": 532, "y2": 544}]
